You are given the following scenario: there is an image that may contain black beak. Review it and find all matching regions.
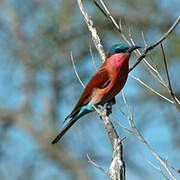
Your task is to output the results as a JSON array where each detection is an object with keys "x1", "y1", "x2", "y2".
[{"x1": 128, "y1": 45, "x2": 141, "y2": 53}]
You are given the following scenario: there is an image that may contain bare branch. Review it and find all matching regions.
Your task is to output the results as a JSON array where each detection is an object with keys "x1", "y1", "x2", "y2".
[
  {"x1": 94, "y1": 0, "x2": 129, "y2": 43},
  {"x1": 89, "y1": 44, "x2": 98, "y2": 71},
  {"x1": 141, "y1": 31, "x2": 148, "y2": 47},
  {"x1": 94, "y1": 0, "x2": 121, "y2": 33},
  {"x1": 170, "y1": 165, "x2": 180, "y2": 174},
  {"x1": 87, "y1": 154, "x2": 110, "y2": 176},
  {"x1": 121, "y1": 92, "x2": 177, "y2": 180},
  {"x1": 129, "y1": 74, "x2": 173, "y2": 104},
  {"x1": 138, "y1": 149, "x2": 170, "y2": 180},
  {"x1": 111, "y1": 117, "x2": 136, "y2": 135},
  {"x1": 71, "y1": 52, "x2": 85, "y2": 88},
  {"x1": 128, "y1": 32, "x2": 166, "y2": 84},
  {"x1": 109, "y1": 138, "x2": 126, "y2": 180},
  {"x1": 129, "y1": 16, "x2": 180, "y2": 72},
  {"x1": 160, "y1": 44, "x2": 180, "y2": 112},
  {"x1": 77, "y1": 0, "x2": 105, "y2": 62},
  {"x1": 100, "y1": 104, "x2": 119, "y2": 145}
]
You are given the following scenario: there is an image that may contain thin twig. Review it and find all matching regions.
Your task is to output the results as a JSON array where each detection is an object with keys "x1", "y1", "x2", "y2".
[
  {"x1": 129, "y1": 16, "x2": 180, "y2": 72},
  {"x1": 95, "y1": 0, "x2": 121, "y2": 32},
  {"x1": 138, "y1": 148, "x2": 170, "y2": 180},
  {"x1": 141, "y1": 31, "x2": 148, "y2": 47},
  {"x1": 111, "y1": 116, "x2": 135, "y2": 135},
  {"x1": 129, "y1": 29, "x2": 172, "y2": 98},
  {"x1": 95, "y1": 0, "x2": 129, "y2": 44},
  {"x1": 129, "y1": 33, "x2": 166, "y2": 83},
  {"x1": 87, "y1": 154, "x2": 110, "y2": 176},
  {"x1": 71, "y1": 52, "x2": 85, "y2": 88},
  {"x1": 160, "y1": 44, "x2": 180, "y2": 112},
  {"x1": 71, "y1": 52, "x2": 103, "y2": 115},
  {"x1": 129, "y1": 74, "x2": 173, "y2": 104},
  {"x1": 170, "y1": 165, "x2": 180, "y2": 174},
  {"x1": 89, "y1": 44, "x2": 98, "y2": 71},
  {"x1": 121, "y1": 91, "x2": 176, "y2": 180}
]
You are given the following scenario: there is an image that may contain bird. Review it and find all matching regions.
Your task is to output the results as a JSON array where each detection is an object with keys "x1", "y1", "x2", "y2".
[{"x1": 51, "y1": 43, "x2": 141, "y2": 144}]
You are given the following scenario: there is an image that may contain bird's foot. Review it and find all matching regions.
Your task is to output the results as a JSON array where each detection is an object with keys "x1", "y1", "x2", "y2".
[
  {"x1": 106, "y1": 104, "x2": 112, "y2": 116},
  {"x1": 108, "y1": 97, "x2": 116, "y2": 105},
  {"x1": 106, "y1": 98, "x2": 115, "y2": 116}
]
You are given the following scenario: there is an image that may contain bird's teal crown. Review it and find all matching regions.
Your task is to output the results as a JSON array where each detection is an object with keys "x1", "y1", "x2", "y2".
[{"x1": 107, "y1": 43, "x2": 130, "y2": 58}]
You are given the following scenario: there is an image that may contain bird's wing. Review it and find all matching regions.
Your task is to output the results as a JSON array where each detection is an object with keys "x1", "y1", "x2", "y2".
[{"x1": 66, "y1": 65, "x2": 110, "y2": 120}]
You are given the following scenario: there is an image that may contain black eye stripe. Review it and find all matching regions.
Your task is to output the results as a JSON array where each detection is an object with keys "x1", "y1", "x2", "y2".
[
  {"x1": 107, "y1": 47, "x2": 129, "y2": 57},
  {"x1": 115, "y1": 48, "x2": 128, "y2": 53}
]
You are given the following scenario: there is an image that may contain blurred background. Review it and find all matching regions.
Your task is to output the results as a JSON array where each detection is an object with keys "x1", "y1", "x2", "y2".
[{"x1": 0, "y1": 0, "x2": 179, "y2": 179}]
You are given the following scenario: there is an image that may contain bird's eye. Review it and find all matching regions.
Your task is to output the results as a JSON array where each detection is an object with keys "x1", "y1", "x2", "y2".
[
  {"x1": 121, "y1": 48, "x2": 128, "y2": 53},
  {"x1": 115, "y1": 49, "x2": 122, "y2": 53}
]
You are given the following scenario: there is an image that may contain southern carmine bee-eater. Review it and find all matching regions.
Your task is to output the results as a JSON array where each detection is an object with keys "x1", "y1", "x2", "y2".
[{"x1": 51, "y1": 43, "x2": 140, "y2": 144}]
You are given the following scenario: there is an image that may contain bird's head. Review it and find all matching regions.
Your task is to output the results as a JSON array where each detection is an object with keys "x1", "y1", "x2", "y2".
[{"x1": 106, "y1": 43, "x2": 141, "y2": 58}]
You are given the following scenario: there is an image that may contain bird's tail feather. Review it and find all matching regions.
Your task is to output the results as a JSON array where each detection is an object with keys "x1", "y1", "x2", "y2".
[
  {"x1": 51, "y1": 117, "x2": 78, "y2": 144},
  {"x1": 63, "y1": 108, "x2": 81, "y2": 123},
  {"x1": 51, "y1": 103, "x2": 94, "y2": 144}
]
